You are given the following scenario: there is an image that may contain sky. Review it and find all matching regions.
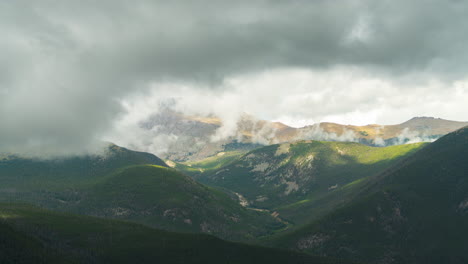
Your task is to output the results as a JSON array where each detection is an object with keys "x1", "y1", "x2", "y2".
[{"x1": 1, "y1": 0, "x2": 468, "y2": 156}]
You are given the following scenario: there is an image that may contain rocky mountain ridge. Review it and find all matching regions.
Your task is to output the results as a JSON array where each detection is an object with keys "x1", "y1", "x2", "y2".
[{"x1": 143, "y1": 109, "x2": 468, "y2": 161}]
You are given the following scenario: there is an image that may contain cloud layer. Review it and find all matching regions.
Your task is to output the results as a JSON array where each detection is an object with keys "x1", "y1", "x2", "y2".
[{"x1": 1, "y1": 0, "x2": 468, "y2": 156}]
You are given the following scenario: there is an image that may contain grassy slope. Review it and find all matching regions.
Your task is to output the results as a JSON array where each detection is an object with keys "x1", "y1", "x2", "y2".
[
  {"x1": 75, "y1": 165, "x2": 283, "y2": 241},
  {"x1": 172, "y1": 150, "x2": 245, "y2": 177},
  {"x1": 270, "y1": 127, "x2": 468, "y2": 264},
  {"x1": 199, "y1": 141, "x2": 426, "y2": 224},
  {"x1": 0, "y1": 203, "x2": 353, "y2": 264},
  {"x1": 0, "y1": 147, "x2": 282, "y2": 242},
  {"x1": 0, "y1": 144, "x2": 168, "y2": 190}
]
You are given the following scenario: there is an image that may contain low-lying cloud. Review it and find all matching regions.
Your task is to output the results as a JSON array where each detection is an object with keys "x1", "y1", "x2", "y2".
[
  {"x1": 394, "y1": 128, "x2": 438, "y2": 145},
  {"x1": 299, "y1": 125, "x2": 359, "y2": 143}
]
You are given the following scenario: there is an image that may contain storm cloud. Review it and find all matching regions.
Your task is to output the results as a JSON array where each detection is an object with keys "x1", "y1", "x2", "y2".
[{"x1": 1, "y1": 0, "x2": 468, "y2": 156}]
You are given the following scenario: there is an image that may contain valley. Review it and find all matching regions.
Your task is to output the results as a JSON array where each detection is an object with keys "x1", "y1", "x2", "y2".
[
  {"x1": 181, "y1": 140, "x2": 427, "y2": 225},
  {"x1": 1, "y1": 120, "x2": 467, "y2": 264}
]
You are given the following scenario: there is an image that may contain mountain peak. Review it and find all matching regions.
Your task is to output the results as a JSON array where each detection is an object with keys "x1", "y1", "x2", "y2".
[
  {"x1": 410, "y1": 116, "x2": 436, "y2": 120},
  {"x1": 401, "y1": 116, "x2": 468, "y2": 126},
  {"x1": 406, "y1": 116, "x2": 440, "y2": 122}
]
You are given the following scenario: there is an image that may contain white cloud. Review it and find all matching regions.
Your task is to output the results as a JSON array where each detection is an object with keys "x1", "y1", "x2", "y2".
[{"x1": 105, "y1": 67, "x2": 468, "y2": 155}]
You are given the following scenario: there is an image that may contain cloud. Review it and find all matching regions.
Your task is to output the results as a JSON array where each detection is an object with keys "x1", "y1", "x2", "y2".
[
  {"x1": 103, "y1": 68, "x2": 468, "y2": 157},
  {"x1": 298, "y1": 124, "x2": 359, "y2": 143},
  {"x1": 1, "y1": 0, "x2": 468, "y2": 156},
  {"x1": 394, "y1": 127, "x2": 437, "y2": 145}
]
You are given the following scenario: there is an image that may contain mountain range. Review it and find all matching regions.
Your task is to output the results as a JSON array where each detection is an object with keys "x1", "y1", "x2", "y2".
[
  {"x1": 1, "y1": 116, "x2": 468, "y2": 263},
  {"x1": 144, "y1": 109, "x2": 468, "y2": 161}
]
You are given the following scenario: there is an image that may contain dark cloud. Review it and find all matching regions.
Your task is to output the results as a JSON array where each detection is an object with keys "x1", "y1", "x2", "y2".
[{"x1": 1, "y1": 0, "x2": 467, "y2": 156}]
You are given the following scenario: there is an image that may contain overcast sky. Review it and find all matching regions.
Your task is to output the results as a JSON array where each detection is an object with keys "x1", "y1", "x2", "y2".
[{"x1": 1, "y1": 0, "x2": 468, "y2": 156}]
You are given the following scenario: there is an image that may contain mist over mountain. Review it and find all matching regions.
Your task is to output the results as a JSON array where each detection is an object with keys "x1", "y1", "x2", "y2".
[{"x1": 112, "y1": 106, "x2": 467, "y2": 161}]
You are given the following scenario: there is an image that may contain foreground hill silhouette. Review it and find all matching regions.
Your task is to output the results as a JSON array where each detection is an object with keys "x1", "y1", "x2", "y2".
[
  {"x1": 0, "y1": 203, "x2": 353, "y2": 264},
  {"x1": 271, "y1": 126, "x2": 468, "y2": 264}
]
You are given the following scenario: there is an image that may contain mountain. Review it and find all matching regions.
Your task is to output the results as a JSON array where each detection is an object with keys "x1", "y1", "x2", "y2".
[
  {"x1": 141, "y1": 110, "x2": 278, "y2": 161},
  {"x1": 0, "y1": 145, "x2": 282, "y2": 241},
  {"x1": 73, "y1": 165, "x2": 282, "y2": 240},
  {"x1": 196, "y1": 141, "x2": 426, "y2": 224},
  {"x1": 168, "y1": 150, "x2": 245, "y2": 177},
  {"x1": 0, "y1": 203, "x2": 352, "y2": 264},
  {"x1": 144, "y1": 109, "x2": 467, "y2": 161},
  {"x1": 310, "y1": 116, "x2": 468, "y2": 146},
  {"x1": 0, "y1": 143, "x2": 168, "y2": 189},
  {"x1": 270, "y1": 126, "x2": 468, "y2": 264}
]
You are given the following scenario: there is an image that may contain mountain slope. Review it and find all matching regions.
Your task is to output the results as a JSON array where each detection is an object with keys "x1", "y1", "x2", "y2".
[
  {"x1": 271, "y1": 126, "x2": 468, "y2": 264},
  {"x1": 199, "y1": 141, "x2": 426, "y2": 223},
  {"x1": 142, "y1": 109, "x2": 467, "y2": 161},
  {"x1": 142, "y1": 110, "x2": 263, "y2": 161},
  {"x1": 0, "y1": 143, "x2": 168, "y2": 189},
  {"x1": 74, "y1": 165, "x2": 282, "y2": 240},
  {"x1": 169, "y1": 150, "x2": 245, "y2": 177},
  {"x1": 0, "y1": 203, "x2": 351, "y2": 264},
  {"x1": 0, "y1": 146, "x2": 282, "y2": 241},
  {"x1": 309, "y1": 116, "x2": 468, "y2": 145}
]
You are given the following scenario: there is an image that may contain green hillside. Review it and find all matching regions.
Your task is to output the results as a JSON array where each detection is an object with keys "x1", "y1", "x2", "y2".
[
  {"x1": 0, "y1": 146, "x2": 282, "y2": 241},
  {"x1": 271, "y1": 127, "x2": 468, "y2": 264},
  {"x1": 170, "y1": 150, "x2": 245, "y2": 177},
  {"x1": 199, "y1": 141, "x2": 426, "y2": 224},
  {"x1": 75, "y1": 165, "x2": 283, "y2": 240},
  {"x1": 0, "y1": 203, "x2": 353, "y2": 264},
  {"x1": 0, "y1": 143, "x2": 167, "y2": 189}
]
